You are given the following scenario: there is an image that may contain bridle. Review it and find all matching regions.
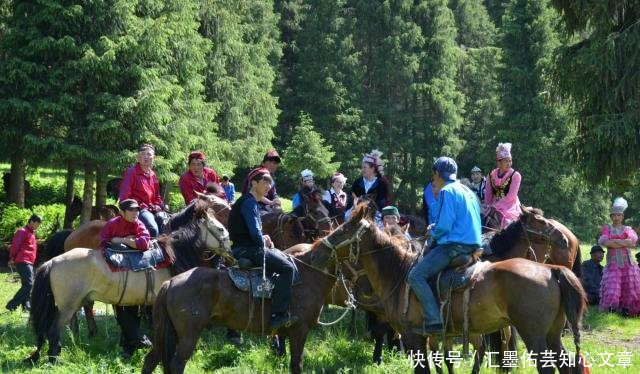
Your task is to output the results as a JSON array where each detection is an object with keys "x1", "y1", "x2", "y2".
[
  {"x1": 520, "y1": 218, "x2": 562, "y2": 263},
  {"x1": 200, "y1": 213, "x2": 235, "y2": 264}
]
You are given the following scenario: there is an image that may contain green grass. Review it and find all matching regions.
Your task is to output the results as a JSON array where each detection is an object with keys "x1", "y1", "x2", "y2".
[{"x1": 1, "y1": 270, "x2": 639, "y2": 373}]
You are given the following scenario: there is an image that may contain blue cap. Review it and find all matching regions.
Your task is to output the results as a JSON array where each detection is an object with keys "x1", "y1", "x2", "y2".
[{"x1": 433, "y1": 157, "x2": 458, "y2": 181}]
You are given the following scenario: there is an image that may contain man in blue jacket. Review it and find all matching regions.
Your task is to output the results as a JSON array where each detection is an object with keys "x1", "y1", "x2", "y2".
[{"x1": 408, "y1": 157, "x2": 482, "y2": 334}]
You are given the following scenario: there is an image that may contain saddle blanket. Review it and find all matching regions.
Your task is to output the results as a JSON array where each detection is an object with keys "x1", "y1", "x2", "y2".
[
  {"x1": 227, "y1": 256, "x2": 301, "y2": 299},
  {"x1": 103, "y1": 240, "x2": 171, "y2": 272}
]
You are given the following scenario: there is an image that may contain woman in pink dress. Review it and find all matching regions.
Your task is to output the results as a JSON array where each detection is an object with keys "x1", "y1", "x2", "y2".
[
  {"x1": 598, "y1": 197, "x2": 640, "y2": 316},
  {"x1": 484, "y1": 142, "x2": 522, "y2": 228}
]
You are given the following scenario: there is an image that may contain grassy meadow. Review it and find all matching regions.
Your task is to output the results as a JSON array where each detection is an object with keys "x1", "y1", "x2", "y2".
[{"x1": 1, "y1": 257, "x2": 639, "y2": 373}]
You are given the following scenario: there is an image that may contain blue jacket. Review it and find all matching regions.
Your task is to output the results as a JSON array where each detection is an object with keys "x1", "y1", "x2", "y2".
[
  {"x1": 423, "y1": 182, "x2": 438, "y2": 225},
  {"x1": 228, "y1": 193, "x2": 264, "y2": 250},
  {"x1": 432, "y1": 180, "x2": 482, "y2": 246}
]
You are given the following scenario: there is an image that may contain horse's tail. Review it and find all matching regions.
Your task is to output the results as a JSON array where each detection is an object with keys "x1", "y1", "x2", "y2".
[
  {"x1": 571, "y1": 245, "x2": 582, "y2": 278},
  {"x1": 553, "y1": 267, "x2": 587, "y2": 372},
  {"x1": 154, "y1": 281, "x2": 177, "y2": 373},
  {"x1": 30, "y1": 261, "x2": 58, "y2": 349},
  {"x1": 43, "y1": 229, "x2": 72, "y2": 261}
]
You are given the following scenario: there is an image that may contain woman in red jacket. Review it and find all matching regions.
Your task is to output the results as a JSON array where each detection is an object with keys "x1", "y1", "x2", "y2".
[{"x1": 6, "y1": 214, "x2": 41, "y2": 312}]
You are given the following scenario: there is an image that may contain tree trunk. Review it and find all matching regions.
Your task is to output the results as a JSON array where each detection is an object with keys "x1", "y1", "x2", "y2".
[
  {"x1": 63, "y1": 161, "x2": 77, "y2": 229},
  {"x1": 161, "y1": 182, "x2": 171, "y2": 212},
  {"x1": 8, "y1": 155, "x2": 26, "y2": 208},
  {"x1": 95, "y1": 166, "x2": 107, "y2": 209},
  {"x1": 81, "y1": 163, "x2": 95, "y2": 224}
]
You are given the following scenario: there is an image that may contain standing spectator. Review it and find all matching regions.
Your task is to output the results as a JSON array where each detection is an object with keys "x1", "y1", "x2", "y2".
[
  {"x1": 243, "y1": 149, "x2": 282, "y2": 213},
  {"x1": 221, "y1": 175, "x2": 235, "y2": 204},
  {"x1": 581, "y1": 245, "x2": 605, "y2": 305},
  {"x1": 469, "y1": 166, "x2": 486, "y2": 203},
  {"x1": 422, "y1": 181, "x2": 440, "y2": 225},
  {"x1": 6, "y1": 214, "x2": 42, "y2": 312},
  {"x1": 178, "y1": 151, "x2": 225, "y2": 205},
  {"x1": 598, "y1": 197, "x2": 640, "y2": 316},
  {"x1": 484, "y1": 142, "x2": 522, "y2": 228},
  {"x1": 119, "y1": 144, "x2": 167, "y2": 237}
]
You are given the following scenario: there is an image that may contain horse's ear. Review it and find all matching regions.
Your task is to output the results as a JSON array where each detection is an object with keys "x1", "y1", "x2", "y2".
[{"x1": 402, "y1": 223, "x2": 410, "y2": 234}]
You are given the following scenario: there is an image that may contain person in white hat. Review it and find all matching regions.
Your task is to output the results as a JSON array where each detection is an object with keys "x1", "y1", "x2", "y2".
[
  {"x1": 292, "y1": 169, "x2": 315, "y2": 210},
  {"x1": 322, "y1": 172, "x2": 348, "y2": 218},
  {"x1": 484, "y1": 142, "x2": 522, "y2": 228},
  {"x1": 598, "y1": 197, "x2": 640, "y2": 316},
  {"x1": 469, "y1": 166, "x2": 486, "y2": 203}
]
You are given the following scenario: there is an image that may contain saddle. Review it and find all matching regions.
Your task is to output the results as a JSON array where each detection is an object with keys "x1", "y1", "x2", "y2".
[
  {"x1": 227, "y1": 255, "x2": 301, "y2": 299},
  {"x1": 103, "y1": 240, "x2": 169, "y2": 272},
  {"x1": 430, "y1": 248, "x2": 484, "y2": 298}
]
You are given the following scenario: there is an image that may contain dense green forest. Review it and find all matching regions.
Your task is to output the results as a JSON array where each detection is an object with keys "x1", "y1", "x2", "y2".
[{"x1": 1, "y1": 0, "x2": 639, "y2": 240}]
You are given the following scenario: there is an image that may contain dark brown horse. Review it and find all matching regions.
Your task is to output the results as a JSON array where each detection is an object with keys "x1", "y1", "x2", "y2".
[
  {"x1": 310, "y1": 203, "x2": 587, "y2": 374},
  {"x1": 262, "y1": 194, "x2": 335, "y2": 250},
  {"x1": 141, "y1": 256, "x2": 338, "y2": 374}
]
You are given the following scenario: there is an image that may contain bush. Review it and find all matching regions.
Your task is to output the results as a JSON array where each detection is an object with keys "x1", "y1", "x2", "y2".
[
  {"x1": 0, "y1": 203, "x2": 65, "y2": 242},
  {"x1": 27, "y1": 175, "x2": 67, "y2": 206}
]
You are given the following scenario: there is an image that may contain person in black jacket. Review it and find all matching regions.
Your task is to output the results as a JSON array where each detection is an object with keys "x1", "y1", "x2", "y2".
[
  {"x1": 581, "y1": 245, "x2": 605, "y2": 305},
  {"x1": 229, "y1": 167, "x2": 298, "y2": 330},
  {"x1": 346, "y1": 149, "x2": 391, "y2": 213}
]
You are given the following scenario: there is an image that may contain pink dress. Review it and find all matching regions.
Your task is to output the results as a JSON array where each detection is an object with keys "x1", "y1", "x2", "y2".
[
  {"x1": 598, "y1": 224, "x2": 640, "y2": 315},
  {"x1": 484, "y1": 168, "x2": 522, "y2": 228}
]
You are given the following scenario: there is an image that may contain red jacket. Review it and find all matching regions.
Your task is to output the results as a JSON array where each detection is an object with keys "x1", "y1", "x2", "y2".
[
  {"x1": 119, "y1": 163, "x2": 163, "y2": 211},
  {"x1": 99, "y1": 216, "x2": 150, "y2": 250},
  {"x1": 9, "y1": 225, "x2": 37, "y2": 265},
  {"x1": 178, "y1": 167, "x2": 225, "y2": 204}
]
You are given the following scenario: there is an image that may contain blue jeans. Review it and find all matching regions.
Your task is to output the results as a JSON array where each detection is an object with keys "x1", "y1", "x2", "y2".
[
  {"x1": 139, "y1": 209, "x2": 165, "y2": 237},
  {"x1": 7, "y1": 263, "x2": 33, "y2": 310},
  {"x1": 408, "y1": 244, "x2": 478, "y2": 325}
]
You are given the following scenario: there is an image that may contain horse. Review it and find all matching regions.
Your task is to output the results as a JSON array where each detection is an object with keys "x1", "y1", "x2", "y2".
[
  {"x1": 261, "y1": 192, "x2": 335, "y2": 250},
  {"x1": 310, "y1": 202, "x2": 587, "y2": 374},
  {"x1": 42, "y1": 193, "x2": 232, "y2": 337},
  {"x1": 27, "y1": 205, "x2": 233, "y2": 363},
  {"x1": 141, "y1": 252, "x2": 339, "y2": 374}
]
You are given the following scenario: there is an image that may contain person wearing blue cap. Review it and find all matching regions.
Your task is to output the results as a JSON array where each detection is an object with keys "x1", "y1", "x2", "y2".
[{"x1": 407, "y1": 157, "x2": 482, "y2": 335}]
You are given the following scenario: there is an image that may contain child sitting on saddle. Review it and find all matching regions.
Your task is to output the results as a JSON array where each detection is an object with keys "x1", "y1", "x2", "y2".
[
  {"x1": 99, "y1": 198, "x2": 152, "y2": 358},
  {"x1": 229, "y1": 167, "x2": 299, "y2": 330}
]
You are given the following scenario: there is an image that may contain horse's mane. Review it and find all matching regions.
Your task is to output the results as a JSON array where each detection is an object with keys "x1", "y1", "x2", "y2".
[
  {"x1": 349, "y1": 202, "x2": 418, "y2": 304},
  {"x1": 488, "y1": 207, "x2": 545, "y2": 258},
  {"x1": 162, "y1": 219, "x2": 205, "y2": 275},
  {"x1": 166, "y1": 202, "x2": 196, "y2": 232}
]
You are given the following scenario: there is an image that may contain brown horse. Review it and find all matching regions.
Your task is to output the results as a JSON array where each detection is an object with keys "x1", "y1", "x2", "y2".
[
  {"x1": 262, "y1": 194, "x2": 335, "y2": 250},
  {"x1": 310, "y1": 203, "x2": 587, "y2": 374},
  {"x1": 141, "y1": 255, "x2": 338, "y2": 374},
  {"x1": 43, "y1": 193, "x2": 232, "y2": 337},
  {"x1": 27, "y1": 206, "x2": 232, "y2": 363}
]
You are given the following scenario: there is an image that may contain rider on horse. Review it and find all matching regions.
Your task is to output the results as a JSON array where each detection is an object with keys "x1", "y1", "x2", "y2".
[
  {"x1": 408, "y1": 157, "x2": 482, "y2": 335},
  {"x1": 178, "y1": 151, "x2": 226, "y2": 205},
  {"x1": 99, "y1": 198, "x2": 152, "y2": 358},
  {"x1": 229, "y1": 167, "x2": 299, "y2": 329},
  {"x1": 242, "y1": 150, "x2": 282, "y2": 214},
  {"x1": 119, "y1": 144, "x2": 168, "y2": 237},
  {"x1": 484, "y1": 142, "x2": 522, "y2": 229}
]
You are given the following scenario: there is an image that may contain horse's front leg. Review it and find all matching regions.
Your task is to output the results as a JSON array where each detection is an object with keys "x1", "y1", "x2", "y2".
[{"x1": 288, "y1": 327, "x2": 311, "y2": 374}]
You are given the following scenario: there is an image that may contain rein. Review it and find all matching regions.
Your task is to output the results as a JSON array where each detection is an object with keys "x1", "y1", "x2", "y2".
[{"x1": 321, "y1": 219, "x2": 412, "y2": 309}]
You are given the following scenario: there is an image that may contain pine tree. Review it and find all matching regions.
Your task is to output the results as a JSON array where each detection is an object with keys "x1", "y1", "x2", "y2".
[
  {"x1": 552, "y1": 0, "x2": 640, "y2": 184},
  {"x1": 199, "y1": 0, "x2": 282, "y2": 171},
  {"x1": 281, "y1": 112, "x2": 340, "y2": 190}
]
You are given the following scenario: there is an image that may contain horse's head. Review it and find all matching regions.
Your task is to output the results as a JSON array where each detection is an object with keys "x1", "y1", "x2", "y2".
[
  {"x1": 195, "y1": 191, "x2": 231, "y2": 225},
  {"x1": 520, "y1": 206, "x2": 569, "y2": 250},
  {"x1": 311, "y1": 201, "x2": 375, "y2": 269},
  {"x1": 195, "y1": 206, "x2": 235, "y2": 265},
  {"x1": 299, "y1": 188, "x2": 335, "y2": 238}
]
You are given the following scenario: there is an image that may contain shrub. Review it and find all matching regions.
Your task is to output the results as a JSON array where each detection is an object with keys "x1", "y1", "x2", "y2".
[
  {"x1": 27, "y1": 176, "x2": 66, "y2": 206},
  {"x1": 0, "y1": 203, "x2": 65, "y2": 242}
]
